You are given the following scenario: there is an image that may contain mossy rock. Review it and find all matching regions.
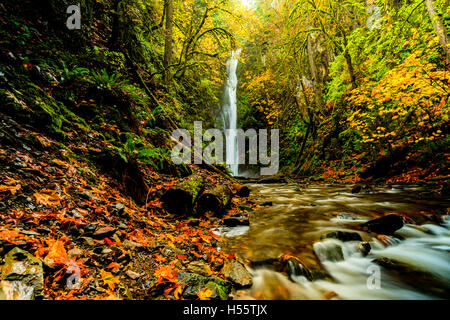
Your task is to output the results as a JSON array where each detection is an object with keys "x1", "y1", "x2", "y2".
[
  {"x1": 177, "y1": 272, "x2": 231, "y2": 300},
  {"x1": 0, "y1": 248, "x2": 44, "y2": 300}
]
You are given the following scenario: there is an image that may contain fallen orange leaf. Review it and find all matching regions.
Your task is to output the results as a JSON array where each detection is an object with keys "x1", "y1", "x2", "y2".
[
  {"x1": 197, "y1": 287, "x2": 214, "y2": 300},
  {"x1": 44, "y1": 239, "x2": 70, "y2": 268},
  {"x1": 100, "y1": 269, "x2": 120, "y2": 290}
]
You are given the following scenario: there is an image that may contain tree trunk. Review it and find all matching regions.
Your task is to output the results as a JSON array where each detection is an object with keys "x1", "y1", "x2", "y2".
[
  {"x1": 426, "y1": 0, "x2": 450, "y2": 61},
  {"x1": 341, "y1": 33, "x2": 357, "y2": 89},
  {"x1": 161, "y1": 174, "x2": 205, "y2": 216},
  {"x1": 108, "y1": 0, "x2": 121, "y2": 50},
  {"x1": 163, "y1": 0, "x2": 174, "y2": 84},
  {"x1": 307, "y1": 35, "x2": 324, "y2": 110},
  {"x1": 197, "y1": 185, "x2": 233, "y2": 216}
]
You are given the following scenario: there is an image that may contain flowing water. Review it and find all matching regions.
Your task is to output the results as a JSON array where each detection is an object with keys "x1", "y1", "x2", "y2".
[
  {"x1": 220, "y1": 50, "x2": 241, "y2": 176},
  {"x1": 217, "y1": 183, "x2": 450, "y2": 300}
]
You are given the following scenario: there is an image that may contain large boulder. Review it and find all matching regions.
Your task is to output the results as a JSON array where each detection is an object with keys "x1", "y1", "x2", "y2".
[
  {"x1": 0, "y1": 248, "x2": 44, "y2": 300},
  {"x1": 313, "y1": 240, "x2": 345, "y2": 262},
  {"x1": 373, "y1": 258, "x2": 450, "y2": 298},
  {"x1": 361, "y1": 214, "x2": 404, "y2": 235}
]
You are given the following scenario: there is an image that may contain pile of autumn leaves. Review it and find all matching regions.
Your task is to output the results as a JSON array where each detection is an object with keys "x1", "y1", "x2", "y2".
[{"x1": 0, "y1": 144, "x2": 239, "y2": 300}]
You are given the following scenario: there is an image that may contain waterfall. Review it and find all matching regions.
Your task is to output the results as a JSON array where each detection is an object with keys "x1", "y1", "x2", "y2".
[{"x1": 221, "y1": 50, "x2": 241, "y2": 176}]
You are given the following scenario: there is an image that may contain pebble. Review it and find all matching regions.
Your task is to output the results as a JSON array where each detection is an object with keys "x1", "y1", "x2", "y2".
[
  {"x1": 93, "y1": 226, "x2": 116, "y2": 238},
  {"x1": 102, "y1": 248, "x2": 113, "y2": 255},
  {"x1": 68, "y1": 248, "x2": 83, "y2": 258},
  {"x1": 71, "y1": 209, "x2": 83, "y2": 219},
  {"x1": 80, "y1": 236, "x2": 95, "y2": 246},
  {"x1": 126, "y1": 270, "x2": 142, "y2": 280}
]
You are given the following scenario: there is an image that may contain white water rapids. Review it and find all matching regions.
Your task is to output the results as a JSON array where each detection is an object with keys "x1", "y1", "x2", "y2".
[
  {"x1": 283, "y1": 221, "x2": 450, "y2": 300},
  {"x1": 216, "y1": 184, "x2": 450, "y2": 300}
]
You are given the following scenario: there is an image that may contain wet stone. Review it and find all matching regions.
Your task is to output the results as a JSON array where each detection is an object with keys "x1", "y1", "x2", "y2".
[
  {"x1": 361, "y1": 214, "x2": 404, "y2": 235},
  {"x1": 285, "y1": 258, "x2": 313, "y2": 282},
  {"x1": 187, "y1": 261, "x2": 212, "y2": 277},
  {"x1": 223, "y1": 217, "x2": 250, "y2": 227},
  {"x1": 313, "y1": 240, "x2": 345, "y2": 262},
  {"x1": 117, "y1": 223, "x2": 128, "y2": 230},
  {"x1": 358, "y1": 242, "x2": 371, "y2": 256},
  {"x1": 112, "y1": 203, "x2": 125, "y2": 216},
  {"x1": 80, "y1": 236, "x2": 95, "y2": 246},
  {"x1": 122, "y1": 240, "x2": 143, "y2": 251},
  {"x1": 68, "y1": 248, "x2": 83, "y2": 258},
  {"x1": 126, "y1": 270, "x2": 142, "y2": 280},
  {"x1": 222, "y1": 260, "x2": 253, "y2": 287},
  {"x1": 236, "y1": 186, "x2": 250, "y2": 197},
  {"x1": 321, "y1": 231, "x2": 362, "y2": 242},
  {"x1": 84, "y1": 224, "x2": 97, "y2": 234},
  {"x1": 70, "y1": 209, "x2": 83, "y2": 219},
  {"x1": 93, "y1": 226, "x2": 116, "y2": 239},
  {"x1": 351, "y1": 185, "x2": 362, "y2": 194}
]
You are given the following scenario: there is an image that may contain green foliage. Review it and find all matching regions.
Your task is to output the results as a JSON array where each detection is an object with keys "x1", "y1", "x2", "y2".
[
  {"x1": 92, "y1": 46, "x2": 127, "y2": 72},
  {"x1": 59, "y1": 61, "x2": 91, "y2": 83},
  {"x1": 90, "y1": 69, "x2": 128, "y2": 90},
  {"x1": 122, "y1": 133, "x2": 171, "y2": 171}
]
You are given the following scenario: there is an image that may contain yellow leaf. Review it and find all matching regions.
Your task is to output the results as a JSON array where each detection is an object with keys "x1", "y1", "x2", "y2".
[
  {"x1": 0, "y1": 184, "x2": 21, "y2": 195},
  {"x1": 100, "y1": 270, "x2": 120, "y2": 290},
  {"x1": 197, "y1": 287, "x2": 214, "y2": 300},
  {"x1": 33, "y1": 189, "x2": 61, "y2": 206}
]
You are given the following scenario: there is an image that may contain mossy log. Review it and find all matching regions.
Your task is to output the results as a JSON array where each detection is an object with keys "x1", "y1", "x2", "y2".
[
  {"x1": 161, "y1": 175, "x2": 205, "y2": 215},
  {"x1": 197, "y1": 185, "x2": 233, "y2": 216}
]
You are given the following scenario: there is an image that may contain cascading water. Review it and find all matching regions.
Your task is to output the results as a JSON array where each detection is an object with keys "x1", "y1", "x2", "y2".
[
  {"x1": 220, "y1": 50, "x2": 241, "y2": 176},
  {"x1": 215, "y1": 184, "x2": 450, "y2": 300}
]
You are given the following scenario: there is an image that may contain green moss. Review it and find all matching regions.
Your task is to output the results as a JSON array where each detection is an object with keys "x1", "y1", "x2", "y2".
[
  {"x1": 206, "y1": 281, "x2": 229, "y2": 300},
  {"x1": 181, "y1": 175, "x2": 205, "y2": 204}
]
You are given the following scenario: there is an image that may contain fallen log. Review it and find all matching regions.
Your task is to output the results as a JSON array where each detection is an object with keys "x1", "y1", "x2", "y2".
[
  {"x1": 161, "y1": 175, "x2": 205, "y2": 216},
  {"x1": 197, "y1": 185, "x2": 233, "y2": 216}
]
